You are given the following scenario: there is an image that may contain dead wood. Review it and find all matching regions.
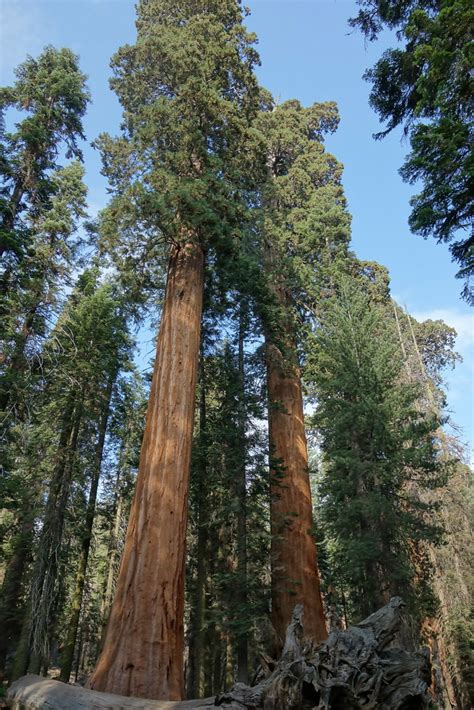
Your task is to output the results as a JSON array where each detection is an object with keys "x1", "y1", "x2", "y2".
[
  {"x1": 216, "y1": 598, "x2": 432, "y2": 709},
  {"x1": 6, "y1": 675, "x2": 218, "y2": 709}
]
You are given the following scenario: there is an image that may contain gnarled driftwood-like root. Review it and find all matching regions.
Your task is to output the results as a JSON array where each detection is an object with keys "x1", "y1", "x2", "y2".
[{"x1": 216, "y1": 598, "x2": 431, "y2": 709}]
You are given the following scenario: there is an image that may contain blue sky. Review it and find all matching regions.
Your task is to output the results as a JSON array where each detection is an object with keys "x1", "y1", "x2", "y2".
[{"x1": 1, "y1": 0, "x2": 472, "y2": 459}]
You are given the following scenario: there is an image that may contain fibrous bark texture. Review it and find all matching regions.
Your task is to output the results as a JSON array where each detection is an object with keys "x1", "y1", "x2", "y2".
[
  {"x1": 88, "y1": 242, "x2": 204, "y2": 701},
  {"x1": 265, "y1": 288, "x2": 326, "y2": 648}
]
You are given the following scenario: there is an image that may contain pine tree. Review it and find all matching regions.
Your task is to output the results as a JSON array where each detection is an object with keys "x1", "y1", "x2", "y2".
[{"x1": 0, "y1": 46, "x2": 88, "y2": 268}]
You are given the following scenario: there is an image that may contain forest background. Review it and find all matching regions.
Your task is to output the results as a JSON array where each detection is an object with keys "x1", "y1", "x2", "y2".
[{"x1": 1, "y1": 0, "x2": 472, "y2": 460}]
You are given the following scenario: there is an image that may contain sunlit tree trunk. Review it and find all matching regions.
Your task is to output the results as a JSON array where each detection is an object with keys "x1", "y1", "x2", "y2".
[
  {"x1": 89, "y1": 241, "x2": 204, "y2": 700},
  {"x1": 99, "y1": 455, "x2": 127, "y2": 651},
  {"x1": 265, "y1": 281, "x2": 327, "y2": 648}
]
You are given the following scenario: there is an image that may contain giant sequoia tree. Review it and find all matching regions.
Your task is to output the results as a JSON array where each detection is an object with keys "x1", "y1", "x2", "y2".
[
  {"x1": 257, "y1": 99, "x2": 350, "y2": 647},
  {"x1": 88, "y1": 0, "x2": 262, "y2": 700},
  {"x1": 1, "y1": 7, "x2": 472, "y2": 708}
]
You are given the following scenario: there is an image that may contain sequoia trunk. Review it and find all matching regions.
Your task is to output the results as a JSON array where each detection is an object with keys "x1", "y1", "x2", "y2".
[
  {"x1": 89, "y1": 242, "x2": 204, "y2": 701},
  {"x1": 265, "y1": 285, "x2": 327, "y2": 648}
]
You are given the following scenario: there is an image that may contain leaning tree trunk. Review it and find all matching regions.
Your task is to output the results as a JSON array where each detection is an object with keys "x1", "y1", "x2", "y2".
[
  {"x1": 88, "y1": 241, "x2": 204, "y2": 701},
  {"x1": 265, "y1": 280, "x2": 326, "y2": 648}
]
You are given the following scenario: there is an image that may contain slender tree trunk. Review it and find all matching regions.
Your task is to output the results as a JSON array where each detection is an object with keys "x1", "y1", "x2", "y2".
[
  {"x1": 188, "y1": 348, "x2": 209, "y2": 699},
  {"x1": 235, "y1": 309, "x2": 248, "y2": 683},
  {"x1": 204, "y1": 618, "x2": 217, "y2": 697},
  {"x1": 88, "y1": 241, "x2": 204, "y2": 701},
  {"x1": 59, "y1": 376, "x2": 114, "y2": 682},
  {"x1": 225, "y1": 632, "x2": 234, "y2": 689},
  {"x1": 264, "y1": 280, "x2": 327, "y2": 648},
  {"x1": 99, "y1": 463, "x2": 125, "y2": 651},
  {"x1": 11, "y1": 393, "x2": 82, "y2": 679}
]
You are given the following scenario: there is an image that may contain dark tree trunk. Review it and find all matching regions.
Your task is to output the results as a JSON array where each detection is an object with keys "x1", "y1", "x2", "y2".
[
  {"x1": 235, "y1": 308, "x2": 248, "y2": 683},
  {"x1": 188, "y1": 348, "x2": 209, "y2": 699},
  {"x1": 59, "y1": 375, "x2": 114, "y2": 682},
  {"x1": 11, "y1": 393, "x2": 83, "y2": 679},
  {"x1": 27, "y1": 393, "x2": 83, "y2": 674},
  {"x1": 0, "y1": 513, "x2": 34, "y2": 678}
]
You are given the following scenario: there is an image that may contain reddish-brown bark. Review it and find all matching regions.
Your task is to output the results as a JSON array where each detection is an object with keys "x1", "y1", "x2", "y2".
[
  {"x1": 265, "y1": 288, "x2": 327, "y2": 648},
  {"x1": 88, "y1": 242, "x2": 204, "y2": 701}
]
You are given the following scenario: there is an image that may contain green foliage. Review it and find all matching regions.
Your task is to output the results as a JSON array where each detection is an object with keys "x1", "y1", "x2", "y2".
[
  {"x1": 0, "y1": 51, "x2": 90, "y2": 484},
  {"x1": 95, "y1": 0, "x2": 265, "y2": 303},
  {"x1": 256, "y1": 99, "x2": 351, "y2": 291},
  {"x1": 186, "y1": 312, "x2": 270, "y2": 693},
  {"x1": 307, "y1": 274, "x2": 451, "y2": 621},
  {"x1": 0, "y1": 46, "x2": 89, "y2": 261},
  {"x1": 351, "y1": 0, "x2": 474, "y2": 301}
]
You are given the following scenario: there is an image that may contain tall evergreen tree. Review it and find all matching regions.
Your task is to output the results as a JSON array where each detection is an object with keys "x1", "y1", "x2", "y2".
[
  {"x1": 10, "y1": 271, "x2": 131, "y2": 678},
  {"x1": 256, "y1": 99, "x2": 350, "y2": 646},
  {"x1": 89, "y1": 0, "x2": 262, "y2": 699},
  {"x1": 0, "y1": 46, "x2": 88, "y2": 265},
  {"x1": 186, "y1": 314, "x2": 269, "y2": 697},
  {"x1": 308, "y1": 274, "x2": 450, "y2": 622},
  {"x1": 351, "y1": 0, "x2": 473, "y2": 301}
]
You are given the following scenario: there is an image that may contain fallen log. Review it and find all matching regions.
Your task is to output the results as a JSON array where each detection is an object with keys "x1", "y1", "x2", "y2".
[
  {"x1": 6, "y1": 676, "x2": 217, "y2": 710},
  {"x1": 7, "y1": 598, "x2": 432, "y2": 709}
]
